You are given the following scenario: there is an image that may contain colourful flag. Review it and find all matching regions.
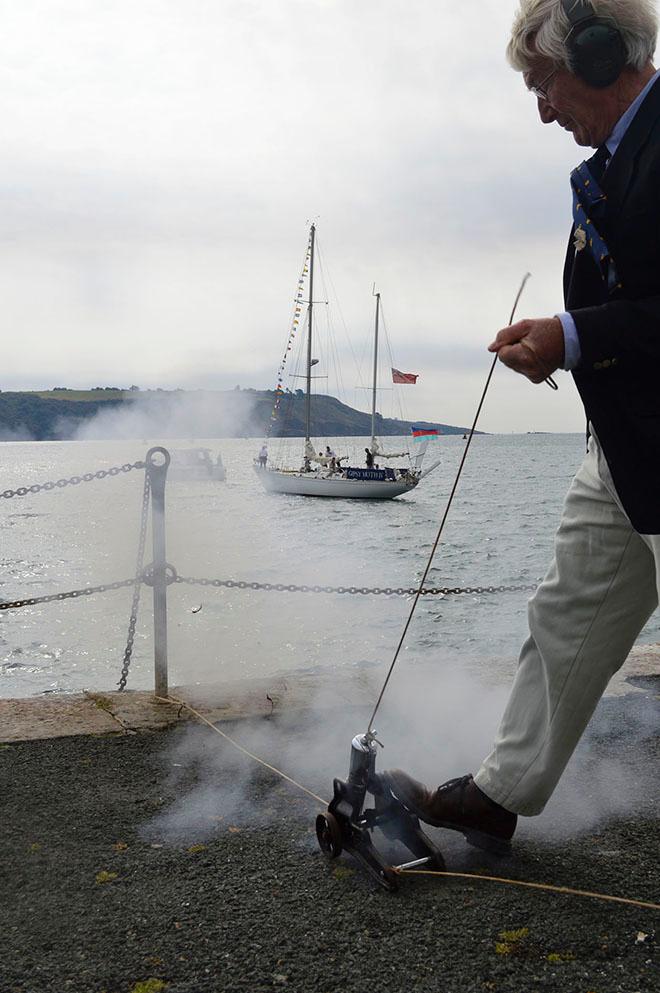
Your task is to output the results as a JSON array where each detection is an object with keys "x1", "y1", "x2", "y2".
[
  {"x1": 411, "y1": 426, "x2": 439, "y2": 438},
  {"x1": 392, "y1": 368, "x2": 418, "y2": 384}
]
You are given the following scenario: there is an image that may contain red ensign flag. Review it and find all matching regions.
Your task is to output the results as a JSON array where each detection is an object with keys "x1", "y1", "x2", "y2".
[{"x1": 391, "y1": 368, "x2": 418, "y2": 384}]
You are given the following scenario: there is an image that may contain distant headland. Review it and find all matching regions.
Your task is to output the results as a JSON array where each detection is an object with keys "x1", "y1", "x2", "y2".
[{"x1": 0, "y1": 387, "x2": 479, "y2": 441}]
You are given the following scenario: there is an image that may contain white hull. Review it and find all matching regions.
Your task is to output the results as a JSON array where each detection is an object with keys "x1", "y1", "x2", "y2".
[{"x1": 255, "y1": 466, "x2": 418, "y2": 499}]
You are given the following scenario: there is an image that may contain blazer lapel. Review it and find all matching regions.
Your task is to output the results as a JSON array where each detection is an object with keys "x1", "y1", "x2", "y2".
[
  {"x1": 601, "y1": 75, "x2": 660, "y2": 211},
  {"x1": 564, "y1": 76, "x2": 660, "y2": 305}
]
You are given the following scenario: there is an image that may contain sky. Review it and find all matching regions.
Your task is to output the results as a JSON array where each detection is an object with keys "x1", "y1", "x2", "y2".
[{"x1": 3, "y1": 0, "x2": 655, "y2": 432}]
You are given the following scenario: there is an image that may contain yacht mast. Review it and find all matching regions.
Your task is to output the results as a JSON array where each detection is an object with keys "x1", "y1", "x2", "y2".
[
  {"x1": 304, "y1": 223, "x2": 316, "y2": 444},
  {"x1": 370, "y1": 287, "x2": 380, "y2": 452}
]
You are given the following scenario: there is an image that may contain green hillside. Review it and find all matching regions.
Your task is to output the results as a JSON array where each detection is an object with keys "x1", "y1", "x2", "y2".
[{"x1": 0, "y1": 388, "x2": 476, "y2": 441}]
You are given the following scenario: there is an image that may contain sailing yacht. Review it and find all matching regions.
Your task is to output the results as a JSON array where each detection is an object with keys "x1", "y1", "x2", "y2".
[{"x1": 255, "y1": 224, "x2": 439, "y2": 499}]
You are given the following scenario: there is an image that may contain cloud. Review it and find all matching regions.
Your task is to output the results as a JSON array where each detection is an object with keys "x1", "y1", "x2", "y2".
[{"x1": 1, "y1": 1, "x2": 632, "y2": 431}]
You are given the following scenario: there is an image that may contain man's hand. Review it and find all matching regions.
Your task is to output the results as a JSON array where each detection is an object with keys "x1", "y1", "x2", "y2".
[{"x1": 488, "y1": 317, "x2": 564, "y2": 384}]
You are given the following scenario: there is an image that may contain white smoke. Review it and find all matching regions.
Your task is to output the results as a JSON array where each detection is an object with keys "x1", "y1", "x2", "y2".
[
  {"x1": 144, "y1": 659, "x2": 658, "y2": 852},
  {"x1": 0, "y1": 424, "x2": 34, "y2": 442},
  {"x1": 61, "y1": 389, "x2": 262, "y2": 442}
]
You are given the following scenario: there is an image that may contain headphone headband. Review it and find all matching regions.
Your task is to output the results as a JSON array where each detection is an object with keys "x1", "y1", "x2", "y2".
[
  {"x1": 560, "y1": 0, "x2": 626, "y2": 88},
  {"x1": 563, "y1": 0, "x2": 599, "y2": 30}
]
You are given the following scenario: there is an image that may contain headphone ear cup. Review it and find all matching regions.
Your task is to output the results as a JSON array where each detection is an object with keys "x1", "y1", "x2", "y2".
[{"x1": 570, "y1": 23, "x2": 626, "y2": 87}]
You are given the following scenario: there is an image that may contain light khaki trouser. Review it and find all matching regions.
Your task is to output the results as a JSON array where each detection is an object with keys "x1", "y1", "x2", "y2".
[{"x1": 474, "y1": 431, "x2": 660, "y2": 816}]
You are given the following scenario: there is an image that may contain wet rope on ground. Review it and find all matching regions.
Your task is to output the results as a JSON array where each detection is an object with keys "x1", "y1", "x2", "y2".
[
  {"x1": 396, "y1": 869, "x2": 660, "y2": 912},
  {"x1": 160, "y1": 694, "x2": 328, "y2": 807},
  {"x1": 164, "y1": 692, "x2": 659, "y2": 913}
]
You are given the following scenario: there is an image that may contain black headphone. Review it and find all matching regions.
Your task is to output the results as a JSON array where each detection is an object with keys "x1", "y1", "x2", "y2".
[{"x1": 561, "y1": 0, "x2": 626, "y2": 88}]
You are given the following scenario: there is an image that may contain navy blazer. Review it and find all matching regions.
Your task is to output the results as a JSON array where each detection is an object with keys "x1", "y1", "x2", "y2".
[{"x1": 564, "y1": 75, "x2": 660, "y2": 534}]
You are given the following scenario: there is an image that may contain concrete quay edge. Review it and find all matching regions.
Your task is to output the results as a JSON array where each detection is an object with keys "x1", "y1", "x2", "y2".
[{"x1": 1, "y1": 647, "x2": 658, "y2": 743}]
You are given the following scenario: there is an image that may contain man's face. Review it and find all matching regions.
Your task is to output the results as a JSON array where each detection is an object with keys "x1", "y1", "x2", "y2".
[{"x1": 524, "y1": 60, "x2": 614, "y2": 147}]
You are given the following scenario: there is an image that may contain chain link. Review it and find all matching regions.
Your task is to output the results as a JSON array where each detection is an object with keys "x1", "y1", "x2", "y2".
[
  {"x1": 0, "y1": 578, "x2": 136, "y2": 611},
  {"x1": 174, "y1": 576, "x2": 536, "y2": 597},
  {"x1": 0, "y1": 571, "x2": 534, "y2": 613},
  {"x1": 0, "y1": 461, "x2": 146, "y2": 500},
  {"x1": 118, "y1": 471, "x2": 151, "y2": 692}
]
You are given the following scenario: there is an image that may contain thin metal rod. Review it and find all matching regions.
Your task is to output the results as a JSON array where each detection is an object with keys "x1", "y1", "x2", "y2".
[
  {"x1": 371, "y1": 288, "x2": 380, "y2": 450},
  {"x1": 394, "y1": 857, "x2": 434, "y2": 871},
  {"x1": 367, "y1": 274, "x2": 531, "y2": 733},
  {"x1": 508, "y1": 272, "x2": 531, "y2": 325},
  {"x1": 304, "y1": 224, "x2": 316, "y2": 443},
  {"x1": 505, "y1": 276, "x2": 556, "y2": 391}
]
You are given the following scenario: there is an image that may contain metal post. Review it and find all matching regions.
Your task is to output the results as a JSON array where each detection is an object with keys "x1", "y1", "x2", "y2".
[{"x1": 146, "y1": 447, "x2": 170, "y2": 697}]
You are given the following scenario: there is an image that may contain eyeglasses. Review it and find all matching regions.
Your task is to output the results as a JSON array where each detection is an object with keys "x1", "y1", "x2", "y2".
[{"x1": 528, "y1": 67, "x2": 557, "y2": 101}]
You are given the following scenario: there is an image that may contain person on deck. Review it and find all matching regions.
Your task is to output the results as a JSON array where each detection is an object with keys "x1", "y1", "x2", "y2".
[
  {"x1": 365, "y1": 448, "x2": 375, "y2": 468},
  {"x1": 384, "y1": 0, "x2": 660, "y2": 853},
  {"x1": 257, "y1": 444, "x2": 268, "y2": 467}
]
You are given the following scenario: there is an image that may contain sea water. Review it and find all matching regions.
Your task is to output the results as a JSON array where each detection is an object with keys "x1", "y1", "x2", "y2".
[{"x1": 2, "y1": 434, "x2": 659, "y2": 698}]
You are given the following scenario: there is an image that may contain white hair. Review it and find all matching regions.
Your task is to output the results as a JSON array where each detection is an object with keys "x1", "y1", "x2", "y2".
[{"x1": 507, "y1": 0, "x2": 658, "y2": 72}]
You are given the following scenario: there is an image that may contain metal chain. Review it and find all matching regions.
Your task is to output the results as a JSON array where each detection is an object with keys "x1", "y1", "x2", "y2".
[
  {"x1": 118, "y1": 471, "x2": 152, "y2": 692},
  {"x1": 174, "y1": 576, "x2": 536, "y2": 597},
  {"x1": 0, "y1": 573, "x2": 535, "y2": 613},
  {"x1": 0, "y1": 578, "x2": 136, "y2": 611},
  {"x1": 0, "y1": 461, "x2": 146, "y2": 500}
]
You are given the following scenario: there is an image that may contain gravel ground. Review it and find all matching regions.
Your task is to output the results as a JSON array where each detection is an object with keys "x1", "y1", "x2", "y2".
[{"x1": 1, "y1": 687, "x2": 658, "y2": 993}]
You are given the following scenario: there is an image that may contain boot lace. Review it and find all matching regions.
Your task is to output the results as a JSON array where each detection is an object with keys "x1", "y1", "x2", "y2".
[{"x1": 437, "y1": 774, "x2": 472, "y2": 794}]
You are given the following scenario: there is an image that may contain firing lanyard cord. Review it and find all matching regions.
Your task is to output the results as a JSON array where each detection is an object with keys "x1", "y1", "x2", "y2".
[
  {"x1": 367, "y1": 274, "x2": 531, "y2": 734},
  {"x1": 396, "y1": 869, "x2": 660, "y2": 912},
  {"x1": 160, "y1": 695, "x2": 659, "y2": 913},
  {"x1": 159, "y1": 694, "x2": 328, "y2": 806}
]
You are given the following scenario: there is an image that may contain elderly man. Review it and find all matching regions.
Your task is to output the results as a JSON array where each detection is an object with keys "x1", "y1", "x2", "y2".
[{"x1": 384, "y1": 0, "x2": 660, "y2": 853}]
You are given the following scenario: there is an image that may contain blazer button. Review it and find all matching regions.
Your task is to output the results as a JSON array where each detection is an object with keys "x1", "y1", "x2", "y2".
[
  {"x1": 594, "y1": 361, "x2": 603, "y2": 370},
  {"x1": 611, "y1": 357, "x2": 618, "y2": 365}
]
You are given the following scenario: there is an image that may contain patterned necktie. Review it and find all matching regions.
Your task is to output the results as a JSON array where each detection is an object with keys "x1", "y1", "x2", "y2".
[
  {"x1": 570, "y1": 145, "x2": 621, "y2": 293},
  {"x1": 587, "y1": 143, "x2": 610, "y2": 182}
]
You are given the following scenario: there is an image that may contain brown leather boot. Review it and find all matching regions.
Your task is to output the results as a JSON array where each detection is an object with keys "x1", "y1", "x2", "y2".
[{"x1": 381, "y1": 770, "x2": 517, "y2": 855}]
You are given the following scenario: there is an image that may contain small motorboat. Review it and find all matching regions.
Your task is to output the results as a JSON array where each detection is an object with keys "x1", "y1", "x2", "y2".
[{"x1": 168, "y1": 448, "x2": 226, "y2": 481}]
